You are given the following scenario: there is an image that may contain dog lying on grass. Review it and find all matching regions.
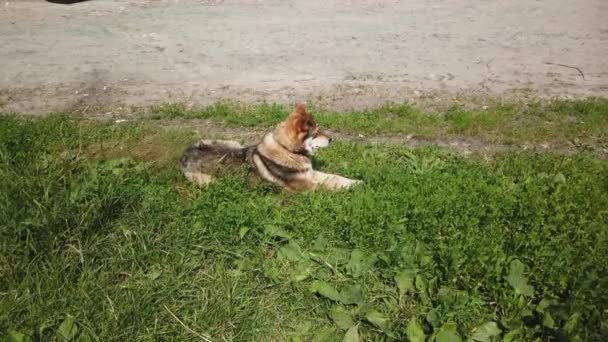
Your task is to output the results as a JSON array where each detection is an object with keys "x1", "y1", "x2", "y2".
[{"x1": 179, "y1": 104, "x2": 363, "y2": 191}]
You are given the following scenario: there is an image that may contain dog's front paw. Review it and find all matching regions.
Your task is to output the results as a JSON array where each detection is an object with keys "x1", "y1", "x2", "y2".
[{"x1": 346, "y1": 179, "x2": 364, "y2": 189}]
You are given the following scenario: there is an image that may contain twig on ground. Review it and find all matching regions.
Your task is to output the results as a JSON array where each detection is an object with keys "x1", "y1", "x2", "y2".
[
  {"x1": 545, "y1": 62, "x2": 586, "y2": 80},
  {"x1": 293, "y1": 77, "x2": 317, "y2": 82},
  {"x1": 164, "y1": 305, "x2": 213, "y2": 342}
]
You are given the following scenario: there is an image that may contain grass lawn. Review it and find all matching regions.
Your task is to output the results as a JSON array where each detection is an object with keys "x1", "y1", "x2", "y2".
[{"x1": 1, "y1": 100, "x2": 607, "y2": 341}]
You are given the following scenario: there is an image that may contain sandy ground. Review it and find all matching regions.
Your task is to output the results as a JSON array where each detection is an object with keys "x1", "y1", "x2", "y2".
[{"x1": 1, "y1": 0, "x2": 607, "y2": 114}]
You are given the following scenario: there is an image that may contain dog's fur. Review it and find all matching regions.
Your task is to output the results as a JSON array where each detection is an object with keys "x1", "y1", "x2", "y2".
[{"x1": 179, "y1": 104, "x2": 362, "y2": 191}]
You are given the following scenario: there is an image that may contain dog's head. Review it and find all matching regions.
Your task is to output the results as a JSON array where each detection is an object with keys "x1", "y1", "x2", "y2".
[{"x1": 274, "y1": 104, "x2": 331, "y2": 156}]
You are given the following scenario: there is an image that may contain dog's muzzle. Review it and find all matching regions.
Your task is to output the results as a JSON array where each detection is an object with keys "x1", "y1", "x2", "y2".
[{"x1": 305, "y1": 133, "x2": 331, "y2": 155}]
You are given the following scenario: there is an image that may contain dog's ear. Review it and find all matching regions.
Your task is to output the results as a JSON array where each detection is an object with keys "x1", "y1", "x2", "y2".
[
  {"x1": 294, "y1": 103, "x2": 307, "y2": 115},
  {"x1": 288, "y1": 104, "x2": 309, "y2": 133},
  {"x1": 294, "y1": 115, "x2": 310, "y2": 133}
]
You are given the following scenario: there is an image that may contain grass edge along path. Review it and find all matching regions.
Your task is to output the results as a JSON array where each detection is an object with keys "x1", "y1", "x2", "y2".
[{"x1": 147, "y1": 98, "x2": 608, "y2": 153}]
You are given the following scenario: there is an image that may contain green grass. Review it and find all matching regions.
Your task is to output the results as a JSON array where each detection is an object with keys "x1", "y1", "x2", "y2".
[
  {"x1": 1, "y1": 114, "x2": 608, "y2": 341},
  {"x1": 149, "y1": 98, "x2": 608, "y2": 148}
]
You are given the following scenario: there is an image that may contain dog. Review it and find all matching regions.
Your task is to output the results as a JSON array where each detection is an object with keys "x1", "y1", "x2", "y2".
[{"x1": 179, "y1": 104, "x2": 363, "y2": 191}]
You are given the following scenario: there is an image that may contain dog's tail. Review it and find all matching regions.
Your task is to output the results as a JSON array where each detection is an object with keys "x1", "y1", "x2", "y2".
[{"x1": 179, "y1": 140, "x2": 247, "y2": 186}]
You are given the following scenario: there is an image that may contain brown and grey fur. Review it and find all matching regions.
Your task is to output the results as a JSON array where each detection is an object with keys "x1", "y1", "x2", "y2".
[{"x1": 179, "y1": 104, "x2": 362, "y2": 191}]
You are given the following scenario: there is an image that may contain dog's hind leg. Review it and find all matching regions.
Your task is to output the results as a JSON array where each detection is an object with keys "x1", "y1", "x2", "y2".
[{"x1": 184, "y1": 171, "x2": 215, "y2": 186}]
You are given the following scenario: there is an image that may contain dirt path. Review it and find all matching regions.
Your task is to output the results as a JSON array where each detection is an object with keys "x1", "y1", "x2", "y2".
[{"x1": 1, "y1": 0, "x2": 607, "y2": 114}]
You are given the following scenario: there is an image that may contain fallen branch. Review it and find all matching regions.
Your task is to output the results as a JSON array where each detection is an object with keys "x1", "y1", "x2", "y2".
[{"x1": 545, "y1": 62, "x2": 586, "y2": 80}]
